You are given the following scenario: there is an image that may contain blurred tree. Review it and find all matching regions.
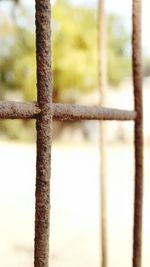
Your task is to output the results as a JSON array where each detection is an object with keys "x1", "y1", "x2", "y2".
[
  {"x1": 52, "y1": 0, "x2": 130, "y2": 102},
  {"x1": 0, "y1": 0, "x2": 130, "y2": 102},
  {"x1": 52, "y1": 0, "x2": 98, "y2": 102},
  {"x1": 0, "y1": 21, "x2": 36, "y2": 101}
]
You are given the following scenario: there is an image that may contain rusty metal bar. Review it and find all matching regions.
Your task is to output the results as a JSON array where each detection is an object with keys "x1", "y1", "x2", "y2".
[
  {"x1": 53, "y1": 104, "x2": 136, "y2": 121},
  {"x1": 34, "y1": 1, "x2": 52, "y2": 267},
  {"x1": 132, "y1": 0, "x2": 143, "y2": 267},
  {"x1": 0, "y1": 101, "x2": 40, "y2": 119},
  {"x1": 0, "y1": 101, "x2": 136, "y2": 121}
]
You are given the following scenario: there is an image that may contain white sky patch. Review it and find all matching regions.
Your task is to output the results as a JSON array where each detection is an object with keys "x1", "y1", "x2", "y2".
[{"x1": 107, "y1": 0, "x2": 150, "y2": 56}]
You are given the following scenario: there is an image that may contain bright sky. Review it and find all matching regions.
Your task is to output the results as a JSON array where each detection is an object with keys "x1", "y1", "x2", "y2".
[{"x1": 0, "y1": 0, "x2": 150, "y2": 55}]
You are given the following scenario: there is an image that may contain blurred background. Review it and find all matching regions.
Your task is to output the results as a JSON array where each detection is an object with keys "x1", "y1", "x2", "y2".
[{"x1": 0, "y1": 0, "x2": 150, "y2": 266}]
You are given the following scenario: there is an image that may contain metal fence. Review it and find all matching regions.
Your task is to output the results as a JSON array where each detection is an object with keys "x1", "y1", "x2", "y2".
[{"x1": 0, "y1": 0, "x2": 143, "y2": 267}]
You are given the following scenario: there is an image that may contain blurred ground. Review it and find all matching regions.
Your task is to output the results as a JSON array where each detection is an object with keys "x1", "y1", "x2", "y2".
[{"x1": 0, "y1": 141, "x2": 150, "y2": 267}]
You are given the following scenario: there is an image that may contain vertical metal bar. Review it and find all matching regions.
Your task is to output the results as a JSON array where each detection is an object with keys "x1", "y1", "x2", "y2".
[
  {"x1": 34, "y1": 1, "x2": 52, "y2": 267},
  {"x1": 132, "y1": 0, "x2": 143, "y2": 266},
  {"x1": 100, "y1": 124, "x2": 107, "y2": 267},
  {"x1": 98, "y1": 0, "x2": 107, "y2": 266}
]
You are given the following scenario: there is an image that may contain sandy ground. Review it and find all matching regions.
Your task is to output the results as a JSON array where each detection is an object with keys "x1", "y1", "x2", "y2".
[{"x1": 0, "y1": 141, "x2": 150, "y2": 267}]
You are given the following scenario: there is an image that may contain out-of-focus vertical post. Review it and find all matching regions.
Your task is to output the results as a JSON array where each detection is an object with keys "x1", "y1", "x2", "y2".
[
  {"x1": 98, "y1": 0, "x2": 107, "y2": 267},
  {"x1": 132, "y1": 0, "x2": 143, "y2": 267},
  {"x1": 34, "y1": 1, "x2": 52, "y2": 267}
]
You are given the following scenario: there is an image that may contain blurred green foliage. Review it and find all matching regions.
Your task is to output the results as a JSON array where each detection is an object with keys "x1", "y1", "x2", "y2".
[
  {"x1": 0, "y1": 0, "x2": 131, "y2": 140},
  {"x1": 52, "y1": 0, "x2": 98, "y2": 101},
  {"x1": 52, "y1": 0, "x2": 131, "y2": 101}
]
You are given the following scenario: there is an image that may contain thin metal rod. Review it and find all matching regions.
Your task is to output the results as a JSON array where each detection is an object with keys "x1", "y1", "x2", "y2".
[
  {"x1": 0, "y1": 101, "x2": 136, "y2": 121},
  {"x1": 34, "y1": 1, "x2": 52, "y2": 267},
  {"x1": 98, "y1": 0, "x2": 107, "y2": 265},
  {"x1": 132, "y1": 0, "x2": 143, "y2": 267}
]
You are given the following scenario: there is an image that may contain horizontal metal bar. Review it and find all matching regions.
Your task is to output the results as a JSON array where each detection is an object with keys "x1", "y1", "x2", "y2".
[
  {"x1": 0, "y1": 101, "x2": 40, "y2": 119},
  {"x1": 0, "y1": 101, "x2": 136, "y2": 121},
  {"x1": 53, "y1": 103, "x2": 136, "y2": 121}
]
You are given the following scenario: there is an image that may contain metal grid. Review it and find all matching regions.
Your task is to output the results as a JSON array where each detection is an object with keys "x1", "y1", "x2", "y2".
[{"x1": 0, "y1": 0, "x2": 143, "y2": 267}]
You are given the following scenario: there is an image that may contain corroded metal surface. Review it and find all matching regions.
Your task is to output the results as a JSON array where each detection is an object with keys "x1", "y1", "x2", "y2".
[
  {"x1": 0, "y1": 101, "x2": 136, "y2": 121},
  {"x1": 132, "y1": 0, "x2": 143, "y2": 267},
  {"x1": 0, "y1": 101, "x2": 39, "y2": 119},
  {"x1": 34, "y1": 1, "x2": 52, "y2": 267},
  {"x1": 52, "y1": 103, "x2": 136, "y2": 121}
]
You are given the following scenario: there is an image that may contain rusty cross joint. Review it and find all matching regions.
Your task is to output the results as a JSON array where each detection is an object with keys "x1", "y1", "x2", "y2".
[{"x1": 0, "y1": 101, "x2": 136, "y2": 121}]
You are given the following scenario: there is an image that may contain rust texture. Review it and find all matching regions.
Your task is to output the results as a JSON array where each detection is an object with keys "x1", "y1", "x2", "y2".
[
  {"x1": 52, "y1": 103, "x2": 136, "y2": 121},
  {"x1": 34, "y1": 1, "x2": 52, "y2": 267},
  {"x1": 98, "y1": 0, "x2": 107, "y2": 265},
  {"x1": 132, "y1": 0, "x2": 143, "y2": 267},
  {"x1": 0, "y1": 101, "x2": 39, "y2": 119},
  {"x1": 0, "y1": 101, "x2": 136, "y2": 121}
]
